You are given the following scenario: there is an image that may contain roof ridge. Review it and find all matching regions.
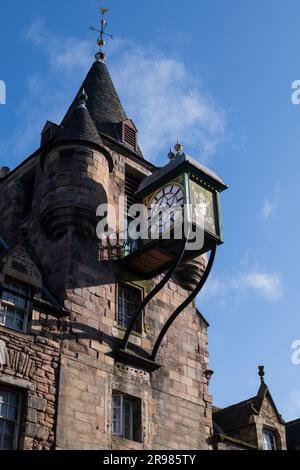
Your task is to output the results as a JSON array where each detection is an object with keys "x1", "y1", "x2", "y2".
[
  {"x1": 213, "y1": 396, "x2": 256, "y2": 414},
  {"x1": 286, "y1": 418, "x2": 300, "y2": 426}
]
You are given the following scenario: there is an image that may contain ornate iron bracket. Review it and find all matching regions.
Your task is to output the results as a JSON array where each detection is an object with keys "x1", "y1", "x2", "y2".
[
  {"x1": 150, "y1": 245, "x2": 217, "y2": 361},
  {"x1": 120, "y1": 227, "x2": 192, "y2": 351}
]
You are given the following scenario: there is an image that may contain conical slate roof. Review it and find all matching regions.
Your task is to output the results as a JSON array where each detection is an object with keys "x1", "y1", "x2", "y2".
[
  {"x1": 54, "y1": 102, "x2": 103, "y2": 147},
  {"x1": 61, "y1": 60, "x2": 128, "y2": 141}
]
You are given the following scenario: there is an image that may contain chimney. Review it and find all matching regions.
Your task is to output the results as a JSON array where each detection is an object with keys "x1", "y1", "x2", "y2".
[{"x1": 0, "y1": 167, "x2": 10, "y2": 179}]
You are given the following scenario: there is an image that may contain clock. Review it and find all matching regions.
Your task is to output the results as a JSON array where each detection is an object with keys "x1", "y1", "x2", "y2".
[
  {"x1": 147, "y1": 183, "x2": 184, "y2": 236},
  {"x1": 120, "y1": 151, "x2": 227, "y2": 279}
]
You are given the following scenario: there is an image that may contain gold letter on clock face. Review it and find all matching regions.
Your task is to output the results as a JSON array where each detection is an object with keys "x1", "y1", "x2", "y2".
[{"x1": 148, "y1": 184, "x2": 184, "y2": 237}]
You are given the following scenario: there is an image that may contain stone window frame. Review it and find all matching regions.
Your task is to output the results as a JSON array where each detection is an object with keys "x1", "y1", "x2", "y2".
[
  {"x1": 0, "y1": 385, "x2": 22, "y2": 450},
  {"x1": 0, "y1": 277, "x2": 32, "y2": 334},
  {"x1": 0, "y1": 376, "x2": 38, "y2": 451},
  {"x1": 116, "y1": 282, "x2": 144, "y2": 335}
]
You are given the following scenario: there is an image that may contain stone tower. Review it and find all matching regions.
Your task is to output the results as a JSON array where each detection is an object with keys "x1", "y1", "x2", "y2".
[{"x1": 0, "y1": 51, "x2": 213, "y2": 450}]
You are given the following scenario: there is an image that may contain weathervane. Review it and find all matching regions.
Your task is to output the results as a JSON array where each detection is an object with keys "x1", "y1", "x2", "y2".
[{"x1": 90, "y1": 7, "x2": 114, "y2": 62}]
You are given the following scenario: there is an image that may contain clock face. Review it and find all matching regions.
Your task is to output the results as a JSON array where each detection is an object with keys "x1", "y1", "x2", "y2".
[{"x1": 148, "y1": 184, "x2": 184, "y2": 236}]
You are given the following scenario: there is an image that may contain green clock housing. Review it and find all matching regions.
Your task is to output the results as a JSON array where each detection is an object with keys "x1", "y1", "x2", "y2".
[{"x1": 120, "y1": 153, "x2": 227, "y2": 278}]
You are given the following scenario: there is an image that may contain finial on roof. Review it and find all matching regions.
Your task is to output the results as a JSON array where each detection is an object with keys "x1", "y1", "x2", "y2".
[
  {"x1": 174, "y1": 141, "x2": 184, "y2": 153},
  {"x1": 258, "y1": 365, "x2": 265, "y2": 383},
  {"x1": 174, "y1": 141, "x2": 185, "y2": 158},
  {"x1": 168, "y1": 148, "x2": 175, "y2": 161},
  {"x1": 77, "y1": 88, "x2": 88, "y2": 109},
  {"x1": 168, "y1": 142, "x2": 185, "y2": 161},
  {"x1": 90, "y1": 7, "x2": 114, "y2": 63}
]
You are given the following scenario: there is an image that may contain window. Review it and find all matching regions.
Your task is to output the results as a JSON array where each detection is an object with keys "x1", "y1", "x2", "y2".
[
  {"x1": 22, "y1": 172, "x2": 36, "y2": 218},
  {"x1": 118, "y1": 284, "x2": 142, "y2": 333},
  {"x1": 125, "y1": 167, "x2": 141, "y2": 208},
  {"x1": 0, "y1": 236, "x2": 9, "y2": 251},
  {"x1": 0, "y1": 388, "x2": 21, "y2": 450},
  {"x1": 124, "y1": 216, "x2": 139, "y2": 256},
  {"x1": 112, "y1": 392, "x2": 141, "y2": 442},
  {"x1": 0, "y1": 279, "x2": 31, "y2": 332},
  {"x1": 263, "y1": 429, "x2": 277, "y2": 450},
  {"x1": 124, "y1": 166, "x2": 144, "y2": 255}
]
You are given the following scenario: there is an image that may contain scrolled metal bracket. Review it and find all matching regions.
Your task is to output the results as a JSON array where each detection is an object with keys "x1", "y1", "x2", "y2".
[
  {"x1": 120, "y1": 227, "x2": 192, "y2": 352},
  {"x1": 150, "y1": 245, "x2": 217, "y2": 362}
]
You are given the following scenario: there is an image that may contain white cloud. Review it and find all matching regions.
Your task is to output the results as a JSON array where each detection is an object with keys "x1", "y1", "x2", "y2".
[
  {"x1": 20, "y1": 20, "x2": 225, "y2": 163},
  {"x1": 26, "y1": 19, "x2": 93, "y2": 73},
  {"x1": 287, "y1": 390, "x2": 300, "y2": 420},
  {"x1": 242, "y1": 271, "x2": 283, "y2": 302},
  {"x1": 4, "y1": 20, "x2": 96, "y2": 158},
  {"x1": 201, "y1": 276, "x2": 224, "y2": 299},
  {"x1": 111, "y1": 48, "x2": 225, "y2": 161},
  {"x1": 262, "y1": 199, "x2": 275, "y2": 221},
  {"x1": 14, "y1": 74, "x2": 68, "y2": 155},
  {"x1": 201, "y1": 269, "x2": 283, "y2": 303},
  {"x1": 3, "y1": 19, "x2": 226, "y2": 165}
]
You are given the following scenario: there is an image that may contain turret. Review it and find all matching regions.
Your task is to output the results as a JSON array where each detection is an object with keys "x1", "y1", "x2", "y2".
[{"x1": 40, "y1": 90, "x2": 111, "y2": 241}]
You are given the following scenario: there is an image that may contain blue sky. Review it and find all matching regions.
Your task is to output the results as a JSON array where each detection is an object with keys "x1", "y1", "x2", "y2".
[{"x1": 0, "y1": 0, "x2": 300, "y2": 420}]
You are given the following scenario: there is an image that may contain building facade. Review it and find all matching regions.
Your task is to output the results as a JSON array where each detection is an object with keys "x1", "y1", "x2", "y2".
[
  {"x1": 0, "y1": 55, "x2": 213, "y2": 450},
  {"x1": 286, "y1": 419, "x2": 300, "y2": 450},
  {"x1": 209, "y1": 367, "x2": 287, "y2": 450}
]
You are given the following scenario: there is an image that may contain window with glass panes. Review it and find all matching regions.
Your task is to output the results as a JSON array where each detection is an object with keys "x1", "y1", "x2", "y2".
[
  {"x1": 118, "y1": 285, "x2": 142, "y2": 332},
  {"x1": 0, "y1": 279, "x2": 30, "y2": 332},
  {"x1": 263, "y1": 429, "x2": 277, "y2": 450},
  {"x1": 112, "y1": 392, "x2": 141, "y2": 442},
  {"x1": 0, "y1": 389, "x2": 20, "y2": 450}
]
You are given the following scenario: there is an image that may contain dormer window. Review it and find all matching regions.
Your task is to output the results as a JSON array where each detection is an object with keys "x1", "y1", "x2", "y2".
[
  {"x1": 41, "y1": 121, "x2": 60, "y2": 147},
  {"x1": 122, "y1": 120, "x2": 137, "y2": 151}
]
